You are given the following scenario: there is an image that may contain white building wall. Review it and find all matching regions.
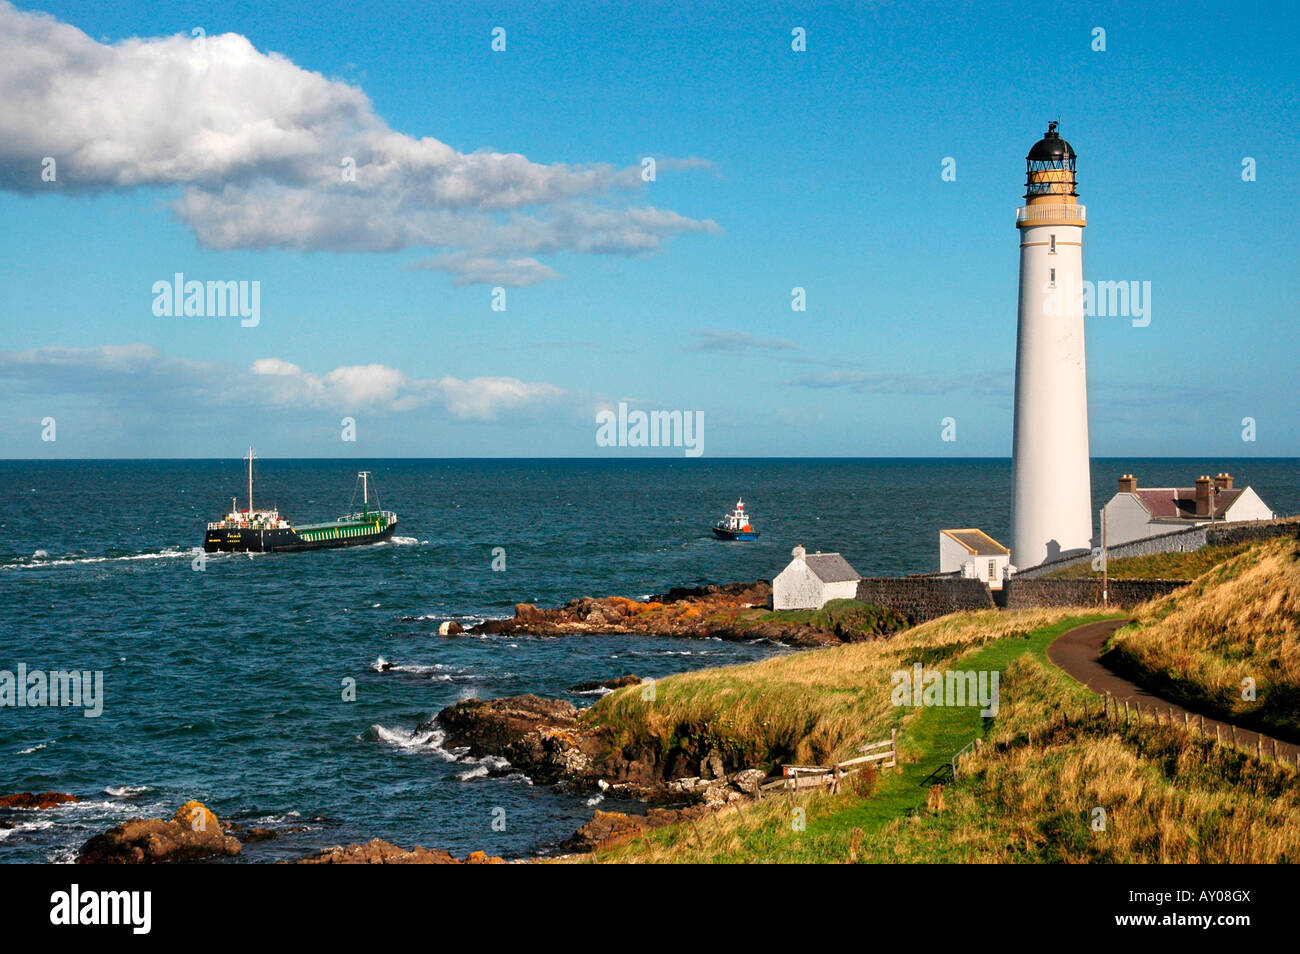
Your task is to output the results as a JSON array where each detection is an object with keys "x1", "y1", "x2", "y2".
[
  {"x1": 773, "y1": 562, "x2": 824, "y2": 610},
  {"x1": 1102, "y1": 493, "x2": 1154, "y2": 547},
  {"x1": 821, "y1": 580, "x2": 859, "y2": 604},
  {"x1": 772, "y1": 562, "x2": 858, "y2": 610},
  {"x1": 980, "y1": 554, "x2": 1011, "y2": 589},
  {"x1": 1010, "y1": 221, "x2": 1093, "y2": 568},
  {"x1": 939, "y1": 534, "x2": 970, "y2": 574},
  {"x1": 1224, "y1": 488, "x2": 1274, "y2": 522}
]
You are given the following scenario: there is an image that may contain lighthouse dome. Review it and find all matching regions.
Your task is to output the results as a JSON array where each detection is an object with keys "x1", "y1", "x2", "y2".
[{"x1": 1027, "y1": 122, "x2": 1076, "y2": 160}]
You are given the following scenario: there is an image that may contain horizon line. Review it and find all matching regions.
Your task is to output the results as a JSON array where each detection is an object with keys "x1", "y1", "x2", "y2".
[{"x1": 2, "y1": 455, "x2": 1295, "y2": 463}]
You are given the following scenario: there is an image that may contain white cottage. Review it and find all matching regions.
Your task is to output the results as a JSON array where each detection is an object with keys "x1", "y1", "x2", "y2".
[
  {"x1": 1101, "y1": 473, "x2": 1274, "y2": 547},
  {"x1": 939, "y1": 529, "x2": 1011, "y2": 589},
  {"x1": 772, "y1": 545, "x2": 860, "y2": 610}
]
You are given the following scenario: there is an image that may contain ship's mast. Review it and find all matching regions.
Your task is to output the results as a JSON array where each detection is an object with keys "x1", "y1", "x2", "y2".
[
  {"x1": 360, "y1": 471, "x2": 370, "y2": 513},
  {"x1": 246, "y1": 446, "x2": 256, "y2": 519}
]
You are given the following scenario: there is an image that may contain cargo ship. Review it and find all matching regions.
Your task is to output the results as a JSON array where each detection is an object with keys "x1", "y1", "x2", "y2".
[
  {"x1": 203, "y1": 448, "x2": 398, "y2": 553},
  {"x1": 712, "y1": 498, "x2": 759, "y2": 540}
]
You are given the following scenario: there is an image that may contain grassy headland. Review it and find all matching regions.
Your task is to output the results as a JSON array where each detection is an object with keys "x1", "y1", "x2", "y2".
[
  {"x1": 564, "y1": 540, "x2": 1300, "y2": 861},
  {"x1": 1105, "y1": 535, "x2": 1300, "y2": 739},
  {"x1": 582, "y1": 607, "x2": 1077, "y2": 771}
]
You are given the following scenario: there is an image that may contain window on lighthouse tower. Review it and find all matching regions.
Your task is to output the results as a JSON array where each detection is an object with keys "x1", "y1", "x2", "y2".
[
  {"x1": 1049, "y1": 268, "x2": 1056, "y2": 287},
  {"x1": 1049, "y1": 234, "x2": 1057, "y2": 253}
]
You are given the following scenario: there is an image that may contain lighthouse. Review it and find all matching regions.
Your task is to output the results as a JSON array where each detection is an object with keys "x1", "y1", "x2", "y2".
[{"x1": 1009, "y1": 122, "x2": 1093, "y2": 569}]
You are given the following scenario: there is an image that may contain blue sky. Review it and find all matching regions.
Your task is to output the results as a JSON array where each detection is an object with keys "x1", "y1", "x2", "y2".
[{"x1": 2, "y1": 0, "x2": 1297, "y2": 458}]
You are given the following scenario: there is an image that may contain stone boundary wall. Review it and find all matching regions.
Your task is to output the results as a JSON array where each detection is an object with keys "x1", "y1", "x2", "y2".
[
  {"x1": 1205, "y1": 519, "x2": 1300, "y2": 547},
  {"x1": 1015, "y1": 518, "x2": 1300, "y2": 579},
  {"x1": 998, "y1": 577, "x2": 1189, "y2": 610},
  {"x1": 855, "y1": 577, "x2": 995, "y2": 624}
]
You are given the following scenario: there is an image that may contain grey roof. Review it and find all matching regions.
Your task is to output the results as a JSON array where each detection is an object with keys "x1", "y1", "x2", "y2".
[{"x1": 804, "y1": 552, "x2": 859, "y2": 583}]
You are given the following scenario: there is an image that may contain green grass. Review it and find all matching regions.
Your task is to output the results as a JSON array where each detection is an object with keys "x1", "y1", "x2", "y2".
[
  {"x1": 803, "y1": 614, "x2": 1118, "y2": 839},
  {"x1": 745, "y1": 598, "x2": 910, "y2": 638},
  {"x1": 587, "y1": 612, "x2": 1123, "y2": 863}
]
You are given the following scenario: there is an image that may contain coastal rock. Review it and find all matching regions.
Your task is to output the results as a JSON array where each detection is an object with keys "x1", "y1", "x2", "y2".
[
  {"x1": 730, "y1": 769, "x2": 768, "y2": 795},
  {"x1": 437, "y1": 620, "x2": 464, "y2": 636},
  {"x1": 468, "y1": 581, "x2": 853, "y2": 647},
  {"x1": 467, "y1": 579, "x2": 910, "y2": 647},
  {"x1": 563, "y1": 810, "x2": 650, "y2": 852},
  {"x1": 562, "y1": 802, "x2": 720, "y2": 853},
  {"x1": 76, "y1": 800, "x2": 242, "y2": 864},
  {"x1": 567, "y1": 674, "x2": 642, "y2": 694},
  {"x1": 0, "y1": 792, "x2": 78, "y2": 810},
  {"x1": 702, "y1": 748, "x2": 726, "y2": 779},
  {"x1": 432, "y1": 694, "x2": 598, "y2": 785},
  {"x1": 433, "y1": 692, "x2": 778, "y2": 801},
  {"x1": 295, "y1": 838, "x2": 503, "y2": 864}
]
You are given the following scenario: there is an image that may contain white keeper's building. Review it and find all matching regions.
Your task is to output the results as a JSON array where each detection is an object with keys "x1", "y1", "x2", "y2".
[
  {"x1": 772, "y1": 545, "x2": 861, "y2": 610},
  {"x1": 939, "y1": 529, "x2": 1012, "y2": 589},
  {"x1": 1101, "y1": 473, "x2": 1274, "y2": 547}
]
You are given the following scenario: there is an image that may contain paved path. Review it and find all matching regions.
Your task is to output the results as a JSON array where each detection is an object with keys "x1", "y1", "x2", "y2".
[{"x1": 1047, "y1": 619, "x2": 1300, "y2": 763}]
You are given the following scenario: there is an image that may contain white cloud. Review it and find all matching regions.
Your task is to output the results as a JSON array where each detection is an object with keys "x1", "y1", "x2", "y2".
[
  {"x1": 0, "y1": 344, "x2": 567, "y2": 422},
  {"x1": 688, "y1": 329, "x2": 798, "y2": 353},
  {"x1": 0, "y1": 3, "x2": 718, "y2": 284},
  {"x1": 411, "y1": 253, "x2": 562, "y2": 288},
  {"x1": 789, "y1": 368, "x2": 1011, "y2": 396}
]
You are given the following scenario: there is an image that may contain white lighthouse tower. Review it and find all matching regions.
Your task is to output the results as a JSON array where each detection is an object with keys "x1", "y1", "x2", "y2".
[{"x1": 1010, "y1": 122, "x2": 1093, "y2": 569}]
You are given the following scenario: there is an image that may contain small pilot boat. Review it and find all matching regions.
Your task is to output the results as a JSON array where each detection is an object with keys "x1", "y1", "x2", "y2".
[{"x1": 712, "y1": 499, "x2": 759, "y2": 540}]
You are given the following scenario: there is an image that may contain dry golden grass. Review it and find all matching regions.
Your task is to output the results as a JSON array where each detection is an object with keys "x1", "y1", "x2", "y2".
[
  {"x1": 1109, "y1": 536, "x2": 1300, "y2": 736},
  {"x1": 869, "y1": 655, "x2": 1300, "y2": 863},
  {"x1": 583, "y1": 608, "x2": 1078, "y2": 770},
  {"x1": 575, "y1": 651, "x2": 1300, "y2": 864}
]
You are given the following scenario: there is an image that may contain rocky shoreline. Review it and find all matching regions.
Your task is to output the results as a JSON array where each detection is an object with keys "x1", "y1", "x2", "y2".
[
  {"x1": 47, "y1": 581, "x2": 910, "y2": 863},
  {"x1": 467, "y1": 580, "x2": 905, "y2": 648},
  {"x1": 430, "y1": 693, "x2": 766, "y2": 803}
]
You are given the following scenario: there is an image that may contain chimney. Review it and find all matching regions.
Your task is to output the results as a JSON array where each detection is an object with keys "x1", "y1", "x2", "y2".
[
  {"x1": 1195, "y1": 476, "x2": 1212, "y2": 517},
  {"x1": 792, "y1": 544, "x2": 806, "y2": 562},
  {"x1": 1117, "y1": 474, "x2": 1138, "y2": 494},
  {"x1": 1214, "y1": 472, "x2": 1234, "y2": 491}
]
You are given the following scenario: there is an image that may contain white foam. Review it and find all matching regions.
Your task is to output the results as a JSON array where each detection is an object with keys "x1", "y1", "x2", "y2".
[
  {"x1": 457, "y1": 754, "x2": 515, "y2": 781},
  {"x1": 2, "y1": 818, "x2": 54, "y2": 835},
  {"x1": 16, "y1": 743, "x2": 47, "y2": 755},
  {"x1": 104, "y1": 785, "x2": 150, "y2": 798},
  {"x1": 389, "y1": 536, "x2": 419, "y2": 546},
  {"x1": 2, "y1": 547, "x2": 190, "y2": 570},
  {"x1": 365, "y1": 722, "x2": 459, "y2": 761}
]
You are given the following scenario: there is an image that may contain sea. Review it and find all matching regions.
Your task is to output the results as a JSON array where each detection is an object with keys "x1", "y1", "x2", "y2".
[{"x1": 1, "y1": 457, "x2": 1296, "y2": 862}]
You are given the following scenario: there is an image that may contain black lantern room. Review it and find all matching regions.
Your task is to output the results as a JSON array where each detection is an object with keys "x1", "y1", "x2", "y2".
[{"x1": 1024, "y1": 121, "x2": 1078, "y2": 199}]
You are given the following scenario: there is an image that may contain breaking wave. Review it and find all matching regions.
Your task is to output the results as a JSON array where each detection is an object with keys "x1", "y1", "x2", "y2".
[
  {"x1": 104, "y1": 785, "x2": 150, "y2": 798},
  {"x1": 2, "y1": 547, "x2": 191, "y2": 570}
]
